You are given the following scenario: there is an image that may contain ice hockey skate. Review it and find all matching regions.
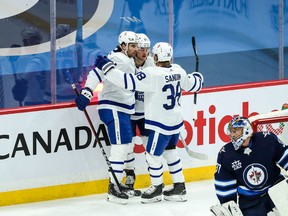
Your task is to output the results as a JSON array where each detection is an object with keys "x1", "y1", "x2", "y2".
[
  {"x1": 141, "y1": 184, "x2": 164, "y2": 204},
  {"x1": 107, "y1": 182, "x2": 129, "y2": 205},
  {"x1": 163, "y1": 182, "x2": 187, "y2": 202},
  {"x1": 124, "y1": 169, "x2": 142, "y2": 196}
]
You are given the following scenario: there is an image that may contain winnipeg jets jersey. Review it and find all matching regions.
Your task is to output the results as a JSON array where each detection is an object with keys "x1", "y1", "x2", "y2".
[
  {"x1": 105, "y1": 63, "x2": 203, "y2": 135},
  {"x1": 85, "y1": 51, "x2": 136, "y2": 114},
  {"x1": 131, "y1": 56, "x2": 155, "y2": 120},
  {"x1": 214, "y1": 132, "x2": 288, "y2": 204}
]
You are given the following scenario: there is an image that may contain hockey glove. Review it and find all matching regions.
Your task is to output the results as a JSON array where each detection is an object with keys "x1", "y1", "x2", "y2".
[
  {"x1": 75, "y1": 87, "x2": 93, "y2": 111},
  {"x1": 94, "y1": 55, "x2": 115, "y2": 74},
  {"x1": 190, "y1": 72, "x2": 204, "y2": 92},
  {"x1": 12, "y1": 78, "x2": 28, "y2": 102}
]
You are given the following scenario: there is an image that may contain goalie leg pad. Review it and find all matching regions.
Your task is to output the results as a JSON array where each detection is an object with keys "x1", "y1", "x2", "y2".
[
  {"x1": 268, "y1": 178, "x2": 288, "y2": 216},
  {"x1": 210, "y1": 201, "x2": 243, "y2": 216}
]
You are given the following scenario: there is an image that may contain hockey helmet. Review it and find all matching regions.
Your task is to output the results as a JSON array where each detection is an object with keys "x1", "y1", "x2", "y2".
[
  {"x1": 227, "y1": 116, "x2": 253, "y2": 150},
  {"x1": 137, "y1": 33, "x2": 150, "y2": 48},
  {"x1": 118, "y1": 31, "x2": 138, "y2": 46},
  {"x1": 21, "y1": 27, "x2": 42, "y2": 46},
  {"x1": 56, "y1": 24, "x2": 71, "y2": 38},
  {"x1": 152, "y1": 42, "x2": 173, "y2": 62}
]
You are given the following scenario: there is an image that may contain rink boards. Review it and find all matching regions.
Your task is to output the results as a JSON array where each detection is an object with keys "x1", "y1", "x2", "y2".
[{"x1": 0, "y1": 80, "x2": 288, "y2": 206}]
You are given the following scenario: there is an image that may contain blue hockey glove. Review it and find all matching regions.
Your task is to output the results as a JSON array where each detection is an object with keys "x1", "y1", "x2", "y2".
[
  {"x1": 75, "y1": 87, "x2": 93, "y2": 111},
  {"x1": 12, "y1": 78, "x2": 28, "y2": 102},
  {"x1": 94, "y1": 55, "x2": 115, "y2": 74}
]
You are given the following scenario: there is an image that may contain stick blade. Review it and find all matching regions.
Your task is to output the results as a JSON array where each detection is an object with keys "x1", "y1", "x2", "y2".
[
  {"x1": 184, "y1": 145, "x2": 208, "y2": 160},
  {"x1": 191, "y1": 36, "x2": 198, "y2": 56},
  {"x1": 180, "y1": 134, "x2": 208, "y2": 160}
]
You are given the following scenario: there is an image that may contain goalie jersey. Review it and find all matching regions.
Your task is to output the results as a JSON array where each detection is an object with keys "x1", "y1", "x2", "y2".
[
  {"x1": 214, "y1": 131, "x2": 288, "y2": 204},
  {"x1": 105, "y1": 63, "x2": 203, "y2": 135}
]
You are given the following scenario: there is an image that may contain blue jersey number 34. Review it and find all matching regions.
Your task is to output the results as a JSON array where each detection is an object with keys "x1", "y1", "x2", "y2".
[{"x1": 162, "y1": 81, "x2": 181, "y2": 110}]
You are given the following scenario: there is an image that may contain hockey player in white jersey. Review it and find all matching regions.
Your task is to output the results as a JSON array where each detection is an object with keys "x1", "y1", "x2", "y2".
[
  {"x1": 124, "y1": 33, "x2": 155, "y2": 191},
  {"x1": 94, "y1": 42, "x2": 204, "y2": 203},
  {"x1": 75, "y1": 31, "x2": 139, "y2": 204}
]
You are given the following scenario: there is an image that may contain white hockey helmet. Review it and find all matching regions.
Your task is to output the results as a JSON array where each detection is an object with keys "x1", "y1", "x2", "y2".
[
  {"x1": 137, "y1": 33, "x2": 150, "y2": 48},
  {"x1": 118, "y1": 31, "x2": 138, "y2": 46},
  {"x1": 152, "y1": 42, "x2": 173, "y2": 62},
  {"x1": 227, "y1": 116, "x2": 253, "y2": 150}
]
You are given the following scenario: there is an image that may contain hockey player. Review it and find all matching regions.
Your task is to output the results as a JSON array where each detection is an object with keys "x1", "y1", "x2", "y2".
[
  {"x1": 211, "y1": 116, "x2": 288, "y2": 216},
  {"x1": 13, "y1": 27, "x2": 49, "y2": 106},
  {"x1": 75, "y1": 31, "x2": 138, "y2": 204},
  {"x1": 43, "y1": 24, "x2": 79, "y2": 103},
  {"x1": 124, "y1": 33, "x2": 155, "y2": 191},
  {"x1": 94, "y1": 42, "x2": 204, "y2": 203}
]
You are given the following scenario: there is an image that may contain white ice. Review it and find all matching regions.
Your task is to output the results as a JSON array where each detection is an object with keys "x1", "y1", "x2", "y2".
[{"x1": 0, "y1": 179, "x2": 217, "y2": 216}]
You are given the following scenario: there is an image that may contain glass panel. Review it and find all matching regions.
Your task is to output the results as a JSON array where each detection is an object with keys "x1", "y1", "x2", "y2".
[
  {"x1": 173, "y1": 0, "x2": 281, "y2": 87},
  {"x1": 0, "y1": 0, "x2": 286, "y2": 109}
]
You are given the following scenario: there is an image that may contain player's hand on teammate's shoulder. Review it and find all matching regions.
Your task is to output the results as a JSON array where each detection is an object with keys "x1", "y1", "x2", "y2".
[{"x1": 94, "y1": 55, "x2": 116, "y2": 75}]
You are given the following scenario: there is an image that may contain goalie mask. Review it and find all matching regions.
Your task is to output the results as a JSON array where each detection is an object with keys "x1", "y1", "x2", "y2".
[
  {"x1": 152, "y1": 42, "x2": 173, "y2": 62},
  {"x1": 227, "y1": 116, "x2": 253, "y2": 150}
]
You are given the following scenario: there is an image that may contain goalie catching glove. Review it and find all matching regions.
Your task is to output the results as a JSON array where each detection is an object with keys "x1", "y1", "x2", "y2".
[
  {"x1": 94, "y1": 55, "x2": 116, "y2": 74},
  {"x1": 210, "y1": 201, "x2": 243, "y2": 216},
  {"x1": 75, "y1": 87, "x2": 93, "y2": 111}
]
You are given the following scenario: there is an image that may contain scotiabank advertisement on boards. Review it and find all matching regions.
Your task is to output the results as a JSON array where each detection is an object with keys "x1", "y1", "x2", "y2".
[{"x1": 0, "y1": 81, "x2": 287, "y2": 192}]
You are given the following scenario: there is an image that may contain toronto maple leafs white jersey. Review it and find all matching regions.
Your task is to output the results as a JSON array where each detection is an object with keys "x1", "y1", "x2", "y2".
[
  {"x1": 214, "y1": 132, "x2": 288, "y2": 204},
  {"x1": 85, "y1": 50, "x2": 136, "y2": 114},
  {"x1": 131, "y1": 56, "x2": 155, "y2": 120},
  {"x1": 105, "y1": 63, "x2": 203, "y2": 135}
]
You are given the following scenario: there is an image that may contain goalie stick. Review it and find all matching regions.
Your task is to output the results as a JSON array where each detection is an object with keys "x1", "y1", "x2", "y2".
[
  {"x1": 191, "y1": 36, "x2": 199, "y2": 121},
  {"x1": 65, "y1": 71, "x2": 124, "y2": 194},
  {"x1": 179, "y1": 133, "x2": 208, "y2": 160}
]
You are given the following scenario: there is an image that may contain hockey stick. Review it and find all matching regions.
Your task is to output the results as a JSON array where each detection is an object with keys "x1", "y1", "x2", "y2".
[
  {"x1": 10, "y1": 44, "x2": 23, "y2": 106},
  {"x1": 191, "y1": 36, "x2": 199, "y2": 121},
  {"x1": 179, "y1": 133, "x2": 208, "y2": 160},
  {"x1": 65, "y1": 71, "x2": 123, "y2": 192}
]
